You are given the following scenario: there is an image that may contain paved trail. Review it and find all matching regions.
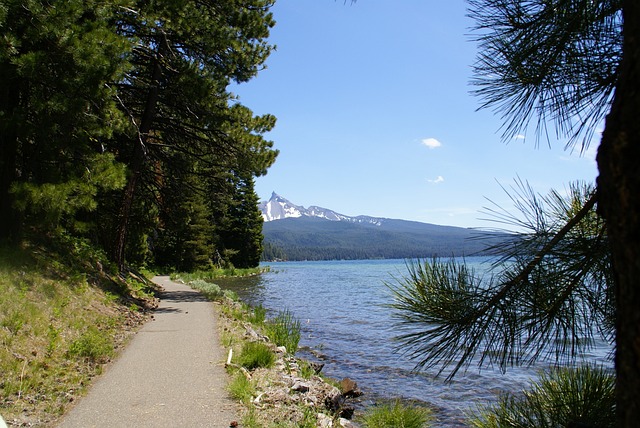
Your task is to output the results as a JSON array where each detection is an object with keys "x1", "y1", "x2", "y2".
[{"x1": 57, "y1": 276, "x2": 239, "y2": 428}]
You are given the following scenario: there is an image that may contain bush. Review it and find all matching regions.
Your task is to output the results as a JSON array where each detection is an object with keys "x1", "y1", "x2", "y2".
[
  {"x1": 188, "y1": 279, "x2": 224, "y2": 300},
  {"x1": 239, "y1": 341, "x2": 276, "y2": 370},
  {"x1": 68, "y1": 327, "x2": 113, "y2": 361},
  {"x1": 362, "y1": 400, "x2": 433, "y2": 428},
  {"x1": 224, "y1": 289, "x2": 239, "y2": 301},
  {"x1": 469, "y1": 365, "x2": 616, "y2": 428},
  {"x1": 264, "y1": 309, "x2": 301, "y2": 355}
]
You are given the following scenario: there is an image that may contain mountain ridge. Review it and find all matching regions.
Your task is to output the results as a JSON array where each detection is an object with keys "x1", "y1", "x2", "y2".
[
  {"x1": 260, "y1": 192, "x2": 427, "y2": 227},
  {"x1": 259, "y1": 193, "x2": 504, "y2": 261}
]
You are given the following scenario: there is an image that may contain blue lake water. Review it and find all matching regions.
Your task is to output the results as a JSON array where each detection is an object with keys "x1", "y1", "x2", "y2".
[{"x1": 216, "y1": 258, "x2": 613, "y2": 427}]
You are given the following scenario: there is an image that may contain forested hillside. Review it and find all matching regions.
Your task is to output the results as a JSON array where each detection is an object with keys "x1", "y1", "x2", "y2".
[
  {"x1": 0, "y1": 1, "x2": 277, "y2": 270},
  {"x1": 262, "y1": 217, "x2": 506, "y2": 261}
]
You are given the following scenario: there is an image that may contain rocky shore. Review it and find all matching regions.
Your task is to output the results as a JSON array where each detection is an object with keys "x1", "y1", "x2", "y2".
[{"x1": 218, "y1": 300, "x2": 365, "y2": 427}]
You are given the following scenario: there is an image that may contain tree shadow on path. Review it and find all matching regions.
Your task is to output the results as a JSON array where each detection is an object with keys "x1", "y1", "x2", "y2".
[{"x1": 153, "y1": 289, "x2": 208, "y2": 314}]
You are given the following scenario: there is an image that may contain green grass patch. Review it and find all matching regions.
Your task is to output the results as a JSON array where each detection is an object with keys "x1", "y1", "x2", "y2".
[
  {"x1": 248, "y1": 304, "x2": 266, "y2": 325},
  {"x1": 172, "y1": 266, "x2": 267, "y2": 283},
  {"x1": 264, "y1": 309, "x2": 301, "y2": 355},
  {"x1": 361, "y1": 400, "x2": 433, "y2": 428},
  {"x1": 227, "y1": 372, "x2": 257, "y2": 403},
  {"x1": 239, "y1": 341, "x2": 276, "y2": 370},
  {"x1": 297, "y1": 359, "x2": 317, "y2": 380},
  {"x1": 0, "y1": 240, "x2": 151, "y2": 426},
  {"x1": 468, "y1": 365, "x2": 615, "y2": 428},
  {"x1": 68, "y1": 326, "x2": 114, "y2": 361}
]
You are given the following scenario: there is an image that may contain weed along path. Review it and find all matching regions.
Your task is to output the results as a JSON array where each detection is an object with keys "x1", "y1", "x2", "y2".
[{"x1": 57, "y1": 276, "x2": 239, "y2": 428}]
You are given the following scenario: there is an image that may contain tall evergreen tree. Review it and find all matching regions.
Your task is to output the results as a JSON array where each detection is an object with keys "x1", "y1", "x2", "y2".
[
  {"x1": 0, "y1": 0, "x2": 130, "y2": 241},
  {"x1": 218, "y1": 175, "x2": 264, "y2": 268},
  {"x1": 108, "y1": 0, "x2": 277, "y2": 270},
  {"x1": 153, "y1": 154, "x2": 216, "y2": 271}
]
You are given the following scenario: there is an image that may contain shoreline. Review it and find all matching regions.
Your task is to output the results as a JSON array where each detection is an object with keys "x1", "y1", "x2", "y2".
[{"x1": 211, "y1": 294, "x2": 364, "y2": 427}]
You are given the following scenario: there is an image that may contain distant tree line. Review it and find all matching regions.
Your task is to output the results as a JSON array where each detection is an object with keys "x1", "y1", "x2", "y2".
[
  {"x1": 0, "y1": 0, "x2": 278, "y2": 271},
  {"x1": 261, "y1": 245, "x2": 480, "y2": 262},
  {"x1": 261, "y1": 242, "x2": 288, "y2": 262},
  {"x1": 260, "y1": 217, "x2": 503, "y2": 261}
]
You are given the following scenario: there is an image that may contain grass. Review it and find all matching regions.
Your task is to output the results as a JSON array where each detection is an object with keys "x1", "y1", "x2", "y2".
[
  {"x1": 264, "y1": 309, "x2": 301, "y2": 355},
  {"x1": 67, "y1": 326, "x2": 114, "y2": 361},
  {"x1": 213, "y1": 295, "x2": 343, "y2": 427},
  {"x1": 0, "y1": 239, "x2": 153, "y2": 426},
  {"x1": 468, "y1": 365, "x2": 616, "y2": 428},
  {"x1": 187, "y1": 279, "x2": 225, "y2": 300},
  {"x1": 171, "y1": 266, "x2": 267, "y2": 284},
  {"x1": 361, "y1": 400, "x2": 433, "y2": 428},
  {"x1": 227, "y1": 372, "x2": 257, "y2": 403},
  {"x1": 238, "y1": 341, "x2": 276, "y2": 370}
]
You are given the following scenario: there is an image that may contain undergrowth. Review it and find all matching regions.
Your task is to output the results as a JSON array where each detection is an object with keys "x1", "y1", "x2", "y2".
[
  {"x1": 239, "y1": 341, "x2": 276, "y2": 370},
  {"x1": 0, "y1": 238, "x2": 155, "y2": 426},
  {"x1": 264, "y1": 309, "x2": 301, "y2": 355},
  {"x1": 468, "y1": 365, "x2": 616, "y2": 427},
  {"x1": 208, "y1": 291, "x2": 345, "y2": 428},
  {"x1": 171, "y1": 266, "x2": 267, "y2": 284},
  {"x1": 360, "y1": 400, "x2": 433, "y2": 428}
]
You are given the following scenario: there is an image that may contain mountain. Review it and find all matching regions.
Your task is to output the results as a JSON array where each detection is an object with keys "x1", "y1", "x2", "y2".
[
  {"x1": 259, "y1": 193, "x2": 508, "y2": 261},
  {"x1": 259, "y1": 192, "x2": 384, "y2": 226}
]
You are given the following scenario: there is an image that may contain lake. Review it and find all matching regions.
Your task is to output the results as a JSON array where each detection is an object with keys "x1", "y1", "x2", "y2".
[{"x1": 216, "y1": 258, "x2": 612, "y2": 427}]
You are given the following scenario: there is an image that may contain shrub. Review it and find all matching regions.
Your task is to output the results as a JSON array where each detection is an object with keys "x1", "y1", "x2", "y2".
[
  {"x1": 239, "y1": 341, "x2": 276, "y2": 370},
  {"x1": 362, "y1": 400, "x2": 433, "y2": 428},
  {"x1": 188, "y1": 279, "x2": 224, "y2": 300},
  {"x1": 469, "y1": 365, "x2": 616, "y2": 428},
  {"x1": 264, "y1": 309, "x2": 301, "y2": 355},
  {"x1": 68, "y1": 327, "x2": 113, "y2": 361},
  {"x1": 223, "y1": 289, "x2": 238, "y2": 301}
]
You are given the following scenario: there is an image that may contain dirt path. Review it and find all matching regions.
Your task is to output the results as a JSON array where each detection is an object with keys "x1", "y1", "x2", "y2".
[{"x1": 57, "y1": 276, "x2": 239, "y2": 428}]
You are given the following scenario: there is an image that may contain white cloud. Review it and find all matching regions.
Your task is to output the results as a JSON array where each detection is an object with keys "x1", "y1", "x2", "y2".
[
  {"x1": 513, "y1": 134, "x2": 526, "y2": 140},
  {"x1": 428, "y1": 175, "x2": 445, "y2": 184},
  {"x1": 421, "y1": 138, "x2": 442, "y2": 149}
]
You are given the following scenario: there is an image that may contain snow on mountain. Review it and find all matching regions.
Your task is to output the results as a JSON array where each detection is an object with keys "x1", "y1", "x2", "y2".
[{"x1": 259, "y1": 192, "x2": 384, "y2": 226}]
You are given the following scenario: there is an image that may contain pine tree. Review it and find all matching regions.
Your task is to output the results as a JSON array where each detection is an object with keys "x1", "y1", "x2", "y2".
[
  {"x1": 391, "y1": 1, "x2": 640, "y2": 423},
  {"x1": 153, "y1": 156, "x2": 215, "y2": 272},
  {"x1": 0, "y1": 0, "x2": 130, "y2": 241},
  {"x1": 107, "y1": 0, "x2": 278, "y2": 270},
  {"x1": 218, "y1": 175, "x2": 264, "y2": 268}
]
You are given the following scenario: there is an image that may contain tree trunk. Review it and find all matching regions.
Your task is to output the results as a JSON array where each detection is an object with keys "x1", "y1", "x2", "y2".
[
  {"x1": 113, "y1": 41, "x2": 165, "y2": 270},
  {"x1": 596, "y1": 2, "x2": 640, "y2": 425},
  {"x1": 113, "y1": 162, "x2": 141, "y2": 271},
  {"x1": 0, "y1": 68, "x2": 20, "y2": 242}
]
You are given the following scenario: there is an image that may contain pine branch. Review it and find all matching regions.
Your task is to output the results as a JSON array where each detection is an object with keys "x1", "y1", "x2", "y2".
[{"x1": 468, "y1": 191, "x2": 598, "y2": 324}]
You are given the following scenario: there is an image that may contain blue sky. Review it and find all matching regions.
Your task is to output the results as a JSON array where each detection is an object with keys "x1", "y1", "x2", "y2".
[{"x1": 233, "y1": 0, "x2": 599, "y2": 229}]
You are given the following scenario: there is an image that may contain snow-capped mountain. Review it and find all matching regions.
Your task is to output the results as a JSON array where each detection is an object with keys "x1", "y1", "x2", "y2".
[{"x1": 259, "y1": 192, "x2": 384, "y2": 226}]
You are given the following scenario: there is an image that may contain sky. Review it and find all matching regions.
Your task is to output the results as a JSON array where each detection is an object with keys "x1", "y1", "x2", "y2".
[{"x1": 232, "y1": 0, "x2": 600, "y2": 229}]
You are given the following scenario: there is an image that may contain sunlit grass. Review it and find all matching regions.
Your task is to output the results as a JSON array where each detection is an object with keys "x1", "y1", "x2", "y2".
[
  {"x1": 171, "y1": 266, "x2": 268, "y2": 283},
  {"x1": 264, "y1": 309, "x2": 301, "y2": 355},
  {"x1": 227, "y1": 372, "x2": 256, "y2": 403},
  {"x1": 468, "y1": 365, "x2": 615, "y2": 427},
  {"x1": 0, "y1": 242, "x2": 147, "y2": 425},
  {"x1": 187, "y1": 279, "x2": 225, "y2": 300},
  {"x1": 239, "y1": 341, "x2": 276, "y2": 370},
  {"x1": 361, "y1": 400, "x2": 433, "y2": 428}
]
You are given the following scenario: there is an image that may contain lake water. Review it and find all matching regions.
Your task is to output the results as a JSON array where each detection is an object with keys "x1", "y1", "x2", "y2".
[{"x1": 216, "y1": 258, "x2": 612, "y2": 427}]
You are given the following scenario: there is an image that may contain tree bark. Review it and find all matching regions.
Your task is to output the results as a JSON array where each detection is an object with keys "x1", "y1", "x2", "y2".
[
  {"x1": 0, "y1": 68, "x2": 21, "y2": 242},
  {"x1": 113, "y1": 40, "x2": 165, "y2": 270},
  {"x1": 596, "y1": 2, "x2": 640, "y2": 425}
]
